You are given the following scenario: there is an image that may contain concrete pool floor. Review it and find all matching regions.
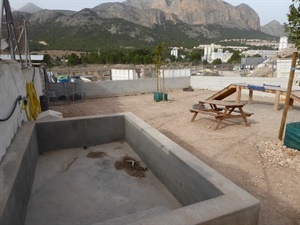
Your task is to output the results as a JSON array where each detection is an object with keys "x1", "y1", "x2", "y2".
[{"x1": 25, "y1": 142, "x2": 182, "y2": 225}]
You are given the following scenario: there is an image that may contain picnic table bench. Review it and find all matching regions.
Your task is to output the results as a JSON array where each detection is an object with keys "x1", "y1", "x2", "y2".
[{"x1": 190, "y1": 99, "x2": 253, "y2": 130}]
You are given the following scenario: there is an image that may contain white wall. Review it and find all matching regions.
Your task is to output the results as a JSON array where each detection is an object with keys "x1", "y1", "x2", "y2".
[
  {"x1": 111, "y1": 69, "x2": 137, "y2": 80},
  {"x1": 190, "y1": 76, "x2": 300, "y2": 98},
  {"x1": 277, "y1": 59, "x2": 300, "y2": 78},
  {"x1": 163, "y1": 68, "x2": 191, "y2": 77},
  {"x1": 111, "y1": 68, "x2": 191, "y2": 80},
  {"x1": 0, "y1": 61, "x2": 42, "y2": 162},
  {"x1": 49, "y1": 77, "x2": 191, "y2": 99}
]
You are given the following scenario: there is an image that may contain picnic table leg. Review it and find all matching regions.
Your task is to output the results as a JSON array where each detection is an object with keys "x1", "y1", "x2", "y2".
[
  {"x1": 289, "y1": 98, "x2": 294, "y2": 109},
  {"x1": 248, "y1": 90, "x2": 253, "y2": 104},
  {"x1": 274, "y1": 90, "x2": 280, "y2": 110},
  {"x1": 191, "y1": 112, "x2": 198, "y2": 122},
  {"x1": 215, "y1": 107, "x2": 228, "y2": 130},
  {"x1": 215, "y1": 119, "x2": 223, "y2": 130},
  {"x1": 238, "y1": 107, "x2": 250, "y2": 126},
  {"x1": 235, "y1": 85, "x2": 241, "y2": 104}
]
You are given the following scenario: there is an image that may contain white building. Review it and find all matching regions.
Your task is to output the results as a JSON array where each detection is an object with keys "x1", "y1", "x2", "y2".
[
  {"x1": 279, "y1": 36, "x2": 288, "y2": 51},
  {"x1": 203, "y1": 44, "x2": 215, "y2": 62},
  {"x1": 211, "y1": 50, "x2": 233, "y2": 63},
  {"x1": 171, "y1": 48, "x2": 179, "y2": 59}
]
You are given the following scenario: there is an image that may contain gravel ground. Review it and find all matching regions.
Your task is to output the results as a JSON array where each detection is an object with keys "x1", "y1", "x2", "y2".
[{"x1": 51, "y1": 89, "x2": 300, "y2": 225}]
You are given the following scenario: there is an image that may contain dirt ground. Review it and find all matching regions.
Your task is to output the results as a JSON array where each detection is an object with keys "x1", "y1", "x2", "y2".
[{"x1": 51, "y1": 89, "x2": 300, "y2": 225}]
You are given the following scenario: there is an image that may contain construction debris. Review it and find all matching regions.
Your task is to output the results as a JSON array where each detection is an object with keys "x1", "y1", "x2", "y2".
[{"x1": 256, "y1": 139, "x2": 300, "y2": 172}]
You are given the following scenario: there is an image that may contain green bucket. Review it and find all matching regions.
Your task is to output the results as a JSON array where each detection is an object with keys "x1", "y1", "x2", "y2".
[{"x1": 154, "y1": 92, "x2": 168, "y2": 102}]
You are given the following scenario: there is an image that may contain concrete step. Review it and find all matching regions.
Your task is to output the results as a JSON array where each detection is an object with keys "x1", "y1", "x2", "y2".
[{"x1": 92, "y1": 206, "x2": 170, "y2": 225}]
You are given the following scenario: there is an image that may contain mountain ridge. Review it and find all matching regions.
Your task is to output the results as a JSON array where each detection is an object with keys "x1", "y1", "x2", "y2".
[
  {"x1": 261, "y1": 20, "x2": 286, "y2": 37},
  {"x1": 18, "y1": 2, "x2": 42, "y2": 14},
  {"x1": 12, "y1": 1, "x2": 281, "y2": 51},
  {"x1": 15, "y1": 1, "x2": 284, "y2": 30}
]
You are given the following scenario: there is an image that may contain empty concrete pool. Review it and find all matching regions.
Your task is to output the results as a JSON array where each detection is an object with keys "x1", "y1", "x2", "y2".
[{"x1": 0, "y1": 112, "x2": 260, "y2": 225}]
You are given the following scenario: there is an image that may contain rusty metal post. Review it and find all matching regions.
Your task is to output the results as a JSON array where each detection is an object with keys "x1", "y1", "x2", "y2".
[{"x1": 278, "y1": 52, "x2": 298, "y2": 140}]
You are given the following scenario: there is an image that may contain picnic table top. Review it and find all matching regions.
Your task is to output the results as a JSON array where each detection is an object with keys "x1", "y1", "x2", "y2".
[
  {"x1": 234, "y1": 83, "x2": 300, "y2": 93},
  {"x1": 199, "y1": 99, "x2": 245, "y2": 107}
]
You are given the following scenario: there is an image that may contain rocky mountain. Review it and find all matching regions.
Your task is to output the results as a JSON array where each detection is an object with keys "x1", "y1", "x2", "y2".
[
  {"x1": 14, "y1": 1, "x2": 276, "y2": 51},
  {"x1": 261, "y1": 20, "x2": 286, "y2": 37},
  {"x1": 18, "y1": 2, "x2": 42, "y2": 14},
  {"x1": 94, "y1": 0, "x2": 260, "y2": 30}
]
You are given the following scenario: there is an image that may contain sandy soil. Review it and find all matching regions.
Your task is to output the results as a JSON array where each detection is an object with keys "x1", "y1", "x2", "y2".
[{"x1": 51, "y1": 89, "x2": 300, "y2": 225}]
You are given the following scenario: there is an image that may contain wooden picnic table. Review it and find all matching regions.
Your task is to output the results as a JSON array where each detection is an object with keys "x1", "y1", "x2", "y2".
[{"x1": 189, "y1": 99, "x2": 253, "y2": 130}]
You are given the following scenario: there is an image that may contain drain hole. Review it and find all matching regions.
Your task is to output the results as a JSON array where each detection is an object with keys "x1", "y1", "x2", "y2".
[
  {"x1": 87, "y1": 151, "x2": 105, "y2": 158},
  {"x1": 114, "y1": 156, "x2": 148, "y2": 178}
]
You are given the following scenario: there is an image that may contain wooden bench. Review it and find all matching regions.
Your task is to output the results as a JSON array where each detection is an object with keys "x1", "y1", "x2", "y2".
[
  {"x1": 230, "y1": 109, "x2": 254, "y2": 116},
  {"x1": 189, "y1": 109, "x2": 223, "y2": 121},
  {"x1": 190, "y1": 100, "x2": 253, "y2": 130}
]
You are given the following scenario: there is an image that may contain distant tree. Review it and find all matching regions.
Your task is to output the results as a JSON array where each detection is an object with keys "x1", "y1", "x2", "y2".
[
  {"x1": 284, "y1": 0, "x2": 300, "y2": 85},
  {"x1": 89, "y1": 52, "x2": 101, "y2": 64},
  {"x1": 252, "y1": 54, "x2": 262, "y2": 58},
  {"x1": 153, "y1": 42, "x2": 166, "y2": 72},
  {"x1": 133, "y1": 55, "x2": 143, "y2": 64},
  {"x1": 54, "y1": 56, "x2": 62, "y2": 66},
  {"x1": 202, "y1": 59, "x2": 209, "y2": 65},
  {"x1": 284, "y1": 0, "x2": 300, "y2": 51},
  {"x1": 144, "y1": 55, "x2": 153, "y2": 64},
  {"x1": 105, "y1": 52, "x2": 117, "y2": 64},
  {"x1": 43, "y1": 54, "x2": 53, "y2": 68},
  {"x1": 80, "y1": 53, "x2": 89, "y2": 65},
  {"x1": 169, "y1": 55, "x2": 176, "y2": 62},
  {"x1": 153, "y1": 42, "x2": 166, "y2": 95},
  {"x1": 227, "y1": 51, "x2": 241, "y2": 64},
  {"x1": 67, "y1": 53, "x2": 81, "y2": 66},
  {"x1": 212, "y1": 58, "x2": 222, "y2": 65},
  {"x1": 222, "y1": 48, "x2": 234, "y2": 53},
  {"x1": 114, "y1": 50, "x2": 126, "y2": 64},
  {"x1": 189, "y1": 49, "x2": 202, "y2": 63}
]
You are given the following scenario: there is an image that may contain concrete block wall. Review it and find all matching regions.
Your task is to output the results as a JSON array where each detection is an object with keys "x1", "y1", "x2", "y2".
[
  {"x1": 0, "y1": 61, "x2": 42, "y2": 162},
  {"x1": 0, "y1": 61, "x2": 25, "y2": 162},
  {"x1": 48, "y1": 82, "x2": 83, "y2": 100},
  {"x1": 36, "y1": 115, "x2": 125, "y2": 152},
  {"x1": 0, "y1": 123, "x2": 39, "y2": 225},
  {"x1": 84, "y1": 77, "x2": 190, "y2": 98},
  {"x1": 49, "y1": 77, "x2": 190, "y2": 99}
]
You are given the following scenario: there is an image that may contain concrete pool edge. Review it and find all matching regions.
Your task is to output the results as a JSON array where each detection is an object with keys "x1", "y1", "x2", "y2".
[
  {"x1": 0, "y1": 123, "x2": 39, "y2": 225},
  {"x1": 0, "y1": 112, "x2": 260, "y2": 225},
  {"x1": 123, "y1": 112, "x2": 260, "y2": 224}
]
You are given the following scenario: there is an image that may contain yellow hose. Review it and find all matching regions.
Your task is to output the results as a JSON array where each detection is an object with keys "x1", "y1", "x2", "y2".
[{"x1": 24, "y1": 82, "x2": 41, "y2": 121}]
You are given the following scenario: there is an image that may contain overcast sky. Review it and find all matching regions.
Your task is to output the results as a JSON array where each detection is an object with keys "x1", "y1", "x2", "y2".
[{"x1": 9, "y1": 0, "x2": 290, "y2": 26}]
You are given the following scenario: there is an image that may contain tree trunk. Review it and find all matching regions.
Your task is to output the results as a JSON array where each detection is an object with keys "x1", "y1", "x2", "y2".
[
  {"x1": 162, "y1": 69, "x2": 165, "y2": 101},
  {"x1": 156, "y1": 68, "x2": 159, "y2": 92}
]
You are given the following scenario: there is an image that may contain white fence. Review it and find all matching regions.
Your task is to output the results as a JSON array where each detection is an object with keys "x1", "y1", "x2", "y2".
[
  {"x1": 163, "y1": 68, "x2": 191, "y2": 77},
  {"x1": 111, "y1": 68, "x2": 191, "y2": 80},
  {"x1": 277, "y1": 59, "x2": 300, "y2": 78},
  {"x1": 111, "y1": 69, "x2": 139, "y2": 80}
]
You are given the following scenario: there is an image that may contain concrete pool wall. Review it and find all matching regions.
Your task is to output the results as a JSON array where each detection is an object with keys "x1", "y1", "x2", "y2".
[{"x1": 0, "y1": 112, "x2": 260, "y2": 225}]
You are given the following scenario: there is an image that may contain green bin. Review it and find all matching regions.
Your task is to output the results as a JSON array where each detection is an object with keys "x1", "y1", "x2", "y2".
[
  {"x1": 284, "y1": 122, "x2": 300, "y2": 151},
  {"x1": 154, "y1": 92, "x2": 168, "y2": 102}
]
